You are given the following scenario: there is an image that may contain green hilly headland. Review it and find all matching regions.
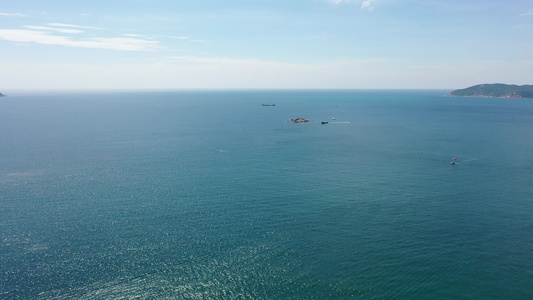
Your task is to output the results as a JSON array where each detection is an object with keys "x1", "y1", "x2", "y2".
[{"x1": 448, "y1": 84, "x2": 533, "y2": 98}]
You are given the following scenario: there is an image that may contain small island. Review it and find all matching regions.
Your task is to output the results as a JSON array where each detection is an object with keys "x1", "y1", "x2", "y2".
[
  {"x1": 290, "y1": 117, "x2": 310, "y2": 123},
  {"x1": 448, "y1": 84, "x2": 533, "y2": 98},
  {"x1": 0, "y1": 92, "x2": 5, "y2": 97}
]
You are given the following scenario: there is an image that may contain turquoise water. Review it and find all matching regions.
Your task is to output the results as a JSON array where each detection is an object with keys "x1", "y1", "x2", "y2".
[{"x1": 1, "y1": 90, "x2": 533, "y2": 299}]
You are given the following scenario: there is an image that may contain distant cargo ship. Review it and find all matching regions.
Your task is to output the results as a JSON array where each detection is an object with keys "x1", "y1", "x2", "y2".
[{"x1": 262, "y1": 104, "x2": 275, "y2": 106}]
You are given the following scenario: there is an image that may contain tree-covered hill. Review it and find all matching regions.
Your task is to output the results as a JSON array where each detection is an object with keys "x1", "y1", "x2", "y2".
[{"x1": 448, "y1": 84, "x2": 533, "y2": 98}]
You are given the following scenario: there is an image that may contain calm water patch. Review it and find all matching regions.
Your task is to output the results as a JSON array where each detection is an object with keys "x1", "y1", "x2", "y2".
[{"x1": 1, "y1": 90, "x2": 533, "y2": 299}]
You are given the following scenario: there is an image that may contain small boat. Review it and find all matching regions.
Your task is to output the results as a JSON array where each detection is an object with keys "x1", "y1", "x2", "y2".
[
  {"x1": 262, "y1": 104, "x2": 275, "y2": 106},
  {"x1": 321, "y1": 121, "x2": 328, "y2": 124},
  {"x1": 450, "y1": 161, "x2": 455, "y2": 165},
  {"x1": 332, "y1": 117, "x2": 336, "y2": 120}
]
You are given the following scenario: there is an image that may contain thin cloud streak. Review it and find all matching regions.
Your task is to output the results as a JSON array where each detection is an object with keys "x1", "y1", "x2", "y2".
[
  {"x1": 0, "y1": 12, "x2": 26, "y2": 17},
  {"x1": 24, "y1": 25, "x2": 84, "y2": 34},
  {"x1": 165, "y1": 55, "x2": 386, "y2": 69},
  {"x1": 166, "y1": 55, "x2": 278, "y2": 65},
  {"x1": 0, "y1": 29, "x2": 162, "y2": 51},
  {"x1": 47, "y1": 23, "x2": 104, "y2": 30},
  {"x1": 168, "y1": 36, "x2": 207, "y2": 43}
]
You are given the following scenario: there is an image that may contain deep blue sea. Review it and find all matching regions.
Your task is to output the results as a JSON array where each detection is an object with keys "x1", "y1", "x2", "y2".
[{"x1": 1, "y1": 90, "x2": 533, "y2": 299}]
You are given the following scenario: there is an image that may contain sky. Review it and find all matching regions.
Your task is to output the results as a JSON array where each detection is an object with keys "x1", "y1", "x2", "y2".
[{"x1": 1, "y1": 0, "x2": 533, "y2": 90}]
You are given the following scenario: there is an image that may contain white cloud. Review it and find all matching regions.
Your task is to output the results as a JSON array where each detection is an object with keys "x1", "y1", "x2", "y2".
[
  {"x1": 0, "y1": 29, "x2": 162, "y2": 51},
  {"x1": 0, "y1": 12, "x2": 26, "y2": 17},
  {"x1": 24, "y1": 25, "x2": 84, "y2": 34},
  {"x1": 361, "y1": 0, "x2": 376, "y2": 11}
]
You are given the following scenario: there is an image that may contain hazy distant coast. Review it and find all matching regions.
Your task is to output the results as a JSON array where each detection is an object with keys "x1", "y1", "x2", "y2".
[
  {"x1": 448, "y1": 84, "x2": 533, "y2": 98},
  {"x1": 0, "y1": 92, "x2": 5, "y2": 97}
]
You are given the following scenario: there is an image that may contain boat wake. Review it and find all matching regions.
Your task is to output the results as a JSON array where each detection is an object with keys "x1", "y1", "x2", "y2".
[{"x1": 457, "y1": 158, "x2": 477, "y2": 163}]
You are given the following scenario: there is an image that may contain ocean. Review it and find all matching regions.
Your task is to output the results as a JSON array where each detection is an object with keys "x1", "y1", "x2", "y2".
[{"x1": 1, "y1": 90, "x2": 533, "y2": 299}]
